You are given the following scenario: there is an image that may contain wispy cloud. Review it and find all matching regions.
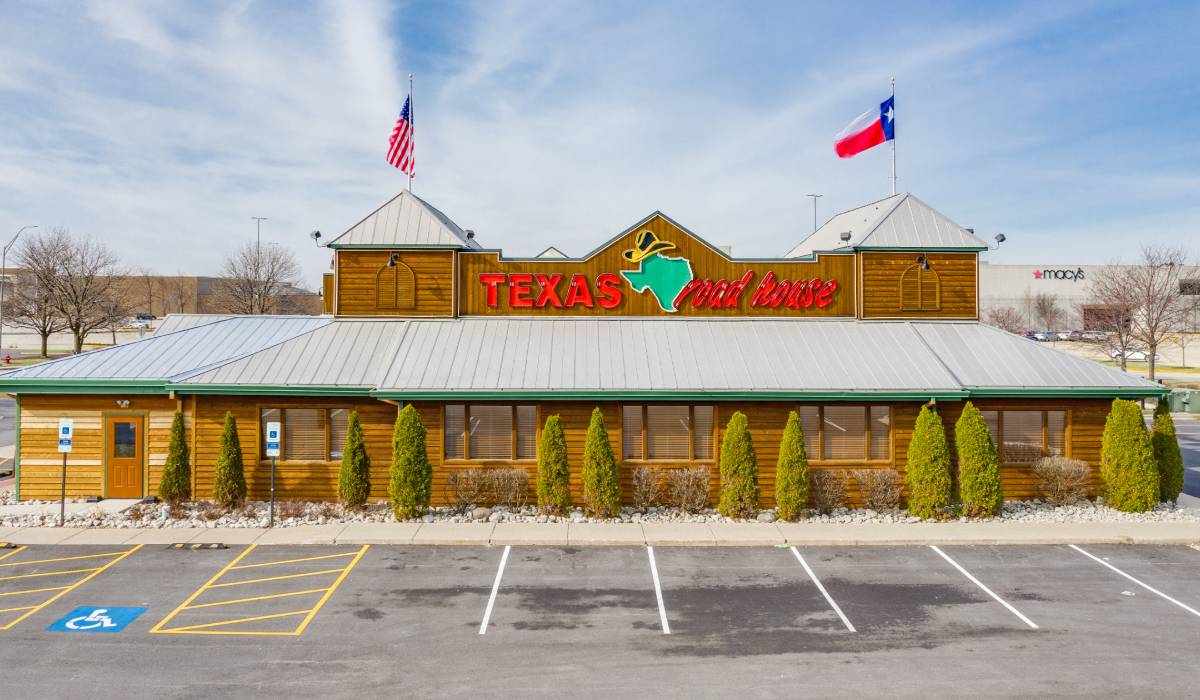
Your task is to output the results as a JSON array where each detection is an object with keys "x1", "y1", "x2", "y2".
[{"x1": 0, "y1": 0, "x2": 1196, "y2": 286}]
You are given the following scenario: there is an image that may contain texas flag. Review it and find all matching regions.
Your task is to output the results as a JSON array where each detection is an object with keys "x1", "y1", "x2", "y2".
[{"x1": 834, "y1": 96, "x2": 895, "y2": 158}]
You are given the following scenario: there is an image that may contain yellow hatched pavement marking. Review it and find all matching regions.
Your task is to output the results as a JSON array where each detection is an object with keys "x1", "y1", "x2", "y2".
[
  {"x1": 0, "y1": 544, "x2": 142, "y2": 631},
  {"x1": 228, "y1": 551, "x2": 357, "y2": 571},
  {"x1": 0, "y1": 567, "x2": 102, "y2": 582},
  {"x1": 183, "y1": 587, "x2": 329, "y2": 610},
  {"x1": 152, "y1": 544, "x2": 370, "y2": 636},
  {"x1": 0, "y1": 550, "x2": 133, "y2": 568},
  {"x1": 0, "y1": 585, "x2": 71, "y2": 598},
  {"x1": 207, "y1": 567, "x2": 347, "y2": 589},
  {"x1": 0, "y1": 546, "x2": 28, "y2": 563},
  {"x1": 0, "y1": 604, "x2": 39, "y2": 614}
]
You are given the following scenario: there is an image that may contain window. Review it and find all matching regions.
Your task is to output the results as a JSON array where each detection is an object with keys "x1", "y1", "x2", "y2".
[
  {"x1": 443, "y1": 404, "x2": 537, "y2": 461},
  {"x1": 260, "y1": 407, "x2": 353, "y2": 462},
  {"x1": 978, "y1": 409, "x2": 1069, "y2": 464},
  {"x1": 899, "y1": 260, "x2": 941, "y2": 311},
  {"x1": 797, "y1": 405, "x2": 891, "y2": 462},
  {"x1": 375, "y1": 254, "x2": 416, "y2": 310},
  {"x1": 622, "y1": 405, "x2": 714, "y2": 461}
]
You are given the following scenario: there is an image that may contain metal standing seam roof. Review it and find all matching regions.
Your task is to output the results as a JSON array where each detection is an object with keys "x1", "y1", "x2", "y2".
[
  {"x1": 175, "y1": 320, "x2": 409, "y2": 390},
  {"x1": 784, "y1": 193, "x2": 990, "y2": 258},
  {"x1": 0, "y1": 316, "x2": 330, "y2": 382},
  {"x1": 325, "y1": 190, "x2": 481, "y2": 249},
  {"x1": 152, "y1": 314, "x2": 236, "y2": 335}
]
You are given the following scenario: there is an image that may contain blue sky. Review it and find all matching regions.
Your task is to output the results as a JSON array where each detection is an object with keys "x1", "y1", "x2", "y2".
[{"x1": 0, "y1": 1, "x2": 1196, "y2": 286}]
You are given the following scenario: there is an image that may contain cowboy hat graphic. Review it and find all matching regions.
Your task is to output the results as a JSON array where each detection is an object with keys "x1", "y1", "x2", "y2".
[{"x1": 622, "y1": 230, "x2": 677, "y2": 263}]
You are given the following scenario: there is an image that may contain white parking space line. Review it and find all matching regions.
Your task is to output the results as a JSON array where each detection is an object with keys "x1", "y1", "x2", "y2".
[
  {"x1": 790, "y1": 547, "x2": 855, "y2": 632},
  {"x1": 929, "y1": 545, "x2": 1039, "y2": 630},
  {"x1": 478, "y1": 545, "x2": 511, "y2": 636},
  {"x1": 1069, "y1": 544, "x2": 1200, "y2": 619},
  {"x1": 646, "y1": 546, "x2": 670, "y2": 635}
]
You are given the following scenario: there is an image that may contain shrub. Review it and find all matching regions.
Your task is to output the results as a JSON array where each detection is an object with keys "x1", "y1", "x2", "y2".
[
  {"x1": 489, "y1": 468, "x2": 530, "y2": 508},
  {"x1": 212, "y1": 411, "x2": 247, "y2": 508},
  {"x1": 1100, "y1": 398, "x2": 1159, "y2": 512},
  {"x1": 718, "y1": 411, "x2": 759, "y2": 517},
  {"x1": 631, "y1": 467, "x2": 662, "y2": 511},
  {"x1": 666, "y1": 466, "x2": 710, "y2": 513},
  {"x1": 1151, "y1": 400, "x2": 1184, "y2": 504},
  {"x1": 447, "y1": 469, "x2": 485, "y2": 511},
  {"x1": 158, "y1": 410, "x2": 191, "y2": 505},
  {"x1": 338, "y1": 411, "x2": 371, "y2": 510},
  {"x1": 1032, "y1": 456, "x2": 1090, "y2": 505},
  {"x1": 274, "y1": 500, "x2": 305, "y2": 519},
  {"x1": 536, "y1": 415, "x2": 571, "y2": 514},
  {"x1": 955, "y1": 402, "x2": 1004, "y2": 517},
  {"x1": 905, "y1": 404, "x2": 952, "y2": 519},
  {"x1": 774, "y1": 411, "x2": 809, "y2": 521},
  {"x1": 389, "y1": 404, "x2": 431, "y2": 519},
  {"x1": 854, "y1": 469, "x2": 902, "y2": 511},
  {"x1": 810, "y1": 471, "x2": 848, "y2": 514},
  {"x1": 581, "y1": 407, "x2": 620, "y2": 517}
]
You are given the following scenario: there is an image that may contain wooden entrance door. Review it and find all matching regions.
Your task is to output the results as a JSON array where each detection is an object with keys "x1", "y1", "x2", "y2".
[{"x1": 105, "y1": 415, "x2": 144, "y2": 498}]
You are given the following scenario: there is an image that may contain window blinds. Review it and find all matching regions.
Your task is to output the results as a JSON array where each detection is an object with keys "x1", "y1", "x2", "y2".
[
  {"x1": 469, "y1": 404, "x2": 513, "y2": 459},
  {"x1": 647, "y1": 405, "x2": 690, "y2": 460},
  {"x1": 284, "y1": 408, "x2": 324, "y2": 461}
]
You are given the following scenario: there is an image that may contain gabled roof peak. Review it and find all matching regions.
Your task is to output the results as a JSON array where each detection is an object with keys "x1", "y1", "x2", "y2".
[
  {"x1": 784, "y1": 192, "x2": 989, "y2": 258},
  {"x1": 326, "y1": 190, "x2": 481, "y2": 249}
]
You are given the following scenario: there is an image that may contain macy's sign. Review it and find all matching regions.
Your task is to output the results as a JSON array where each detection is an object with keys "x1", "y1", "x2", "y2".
[{"x1": 1033, "y1": 268, "x2": 1086, "y2": 282}]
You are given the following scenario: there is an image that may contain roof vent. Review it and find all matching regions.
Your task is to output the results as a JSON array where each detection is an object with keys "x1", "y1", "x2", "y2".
[
  {"x1": 465, "y1": 230, "x2": 475, "y2": 240},
  {"x1": 966, "y1": 228, "x2": 975, "y2": 234}
]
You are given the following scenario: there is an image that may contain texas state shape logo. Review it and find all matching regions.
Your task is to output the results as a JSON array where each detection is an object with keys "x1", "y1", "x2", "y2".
[{"x1": 619, "y1": 230, "x2": 693, "y2": 312}]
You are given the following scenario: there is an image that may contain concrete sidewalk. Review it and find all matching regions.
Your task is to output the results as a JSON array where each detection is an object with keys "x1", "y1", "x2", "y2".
[{"x1": 1, "y1": 519, "x2": 1198, "y2": 547}]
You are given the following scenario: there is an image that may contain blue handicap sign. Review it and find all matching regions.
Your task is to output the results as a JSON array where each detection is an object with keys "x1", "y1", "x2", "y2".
[{"x1": 48, "y1": 606, "x2": 146, "y2": 633}]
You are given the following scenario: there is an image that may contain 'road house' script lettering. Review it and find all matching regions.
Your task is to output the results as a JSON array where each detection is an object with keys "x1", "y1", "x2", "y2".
[{"x1": 674, "y1": 271, "x2": 838, "y2": 310}]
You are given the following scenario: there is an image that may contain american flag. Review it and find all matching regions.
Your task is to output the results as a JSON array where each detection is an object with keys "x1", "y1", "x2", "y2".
[{"x1": 387, "y1": 96, "x2": 414, "y2": 175}]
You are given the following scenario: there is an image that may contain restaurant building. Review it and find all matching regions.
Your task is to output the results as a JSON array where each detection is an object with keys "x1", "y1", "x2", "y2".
[{"x1": 1, "y1": 191, "x2": 1165, "y2": 506}]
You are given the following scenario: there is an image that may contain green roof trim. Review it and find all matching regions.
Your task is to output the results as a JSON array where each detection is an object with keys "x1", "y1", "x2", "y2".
[
  {"x1": 168, "y1": 383, "x2": 376, "y2": 397},
  {"x1": 328, "y1": 243, "x2": 461, "y2": 250},
  {"x1": 966, "y1": 387, "x2": 1169, "y2": 399},
  {"x1": 370, "y1": 389, "x2": 971, "y2": 402},
  {"x1": 855, "y1": 245, "x2": 988, "y2": 252},
  {"x1": 0, "y1": 379, "x2": 169, "y2": 395}
]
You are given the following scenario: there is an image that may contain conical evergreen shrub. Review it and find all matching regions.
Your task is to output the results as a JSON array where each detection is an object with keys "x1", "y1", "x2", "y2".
[
  {"x1": 581, "y1": 407, "x2": 620, "y2": 517},
  {"x1": 774, "y1": 411, "x2": 808, "y2": 521},
  {"x1": 212, "y1": 411, "x2": 247, "y2": 508},
  {"x1": 1101, "y1": 399, "x2": 1159, "y2": 512},
  {"x1": 905, "y1": 404, "x2": 952, "y2": 519},
  {"x1": 338, "y1": 411, "x2": 371, "y2": 509},
  {"x1": 955, "y1": 402, "x2": 1003, "y2": 517},
  {"x1": 389, "y1": 404, "x2": 431, "y2": 519},
  {"x1": 537, "y1": 414, "x2": 571, "y2": 514},
  {"x1": 718, "y1": 411, "x2": 759, "y2": 518},
  {"x1": 1151, "y1": 400, "x2": 1184, "y2": 504},
  {"x1": 158, "y1": 409, "x2": 191, "y2": 504}
]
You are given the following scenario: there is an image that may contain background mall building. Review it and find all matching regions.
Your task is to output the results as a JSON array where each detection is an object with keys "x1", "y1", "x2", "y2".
[{"x1": 0, "y1": 192, "x2": 1165, "y2": 506}]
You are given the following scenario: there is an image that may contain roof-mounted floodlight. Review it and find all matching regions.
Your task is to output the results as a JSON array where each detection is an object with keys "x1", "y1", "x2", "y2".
[
  {"x1": 989, "y1": 232, "x2": 1006, "y2": 250},
  {"x1": 839, "y1": 231, "x2": 852, "y2": 243},
  {"x1": 309, "y1": 230, "x2": 323, "y2": 247}
]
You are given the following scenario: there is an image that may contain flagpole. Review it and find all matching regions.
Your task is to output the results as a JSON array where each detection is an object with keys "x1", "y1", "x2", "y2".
[
  {"x1": 890, "y1": 76, "x2": 896, "y2": 195},
  {"x1": 408, "y1": 73, "x2": 414, "y2": 193}
]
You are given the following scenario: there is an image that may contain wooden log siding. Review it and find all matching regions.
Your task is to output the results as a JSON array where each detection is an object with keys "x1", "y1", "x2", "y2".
[
  {"x1": 17, "y1": 395, "x2": 183, "y2": 500},
  {"x1": 859, "y1": 251, "x2": 978, "y2": 319},
  {"x1": 458, "y1": 215, "x2": 858, "y2": 318},
  {"x1": 334, "y1": 249, "x2": 454, "y2": 317}
]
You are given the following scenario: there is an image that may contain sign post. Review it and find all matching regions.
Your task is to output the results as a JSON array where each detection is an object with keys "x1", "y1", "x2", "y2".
[
  {"x1": 57, "y1": 418, "x2": 73, "y2": 527},
  {"x1": 265, "y1": 421, "x2": 281, "y2": 527}
]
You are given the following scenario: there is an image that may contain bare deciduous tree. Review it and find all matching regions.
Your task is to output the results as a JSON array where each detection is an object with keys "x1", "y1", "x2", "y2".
[
  {"x1": 8, "y1": 271, "x2": 67, "y2": 357},
  {"x1": 1032, "y1": 292, "x2": 1063, "y2": 330},
  {"x1": 133, "y1": 265, "x2": 159, "y2": 316},
  {"x1": 212, "y1": 243, "x2": 301, "y2": 314},
  {"x1": 16, "y1": 227, "x2": 124, "y2": 354},
  {"x1": 160, "y1": 274, "x2": 194, "y2": 315},
  {"x1": 984, "y1": 306, "x2": 1026, "y2": 334},
  {"x1": 1086, "y1": 245, "x2": 1194, "y2": 379}
]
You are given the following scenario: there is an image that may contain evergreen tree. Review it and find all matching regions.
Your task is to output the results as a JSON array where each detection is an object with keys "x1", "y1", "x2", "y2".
[
  {"x1": 389, "y1": 404, "x2": 431, "y2": 519},
  {"x1": 212, "y1": 411, "x2": 247, "y2": 508},
  {"x1": 581, "y1": 407, "x2": 620, "y2": 517},
  {"x1": 774, "y1": 411, "x2": 809, "y2": 521},
  {"x1": 955, "y1": 402, "x2": 1003, "y2": 517},
  {"x1": 338, "y1": 411, "x2": 371, "y2": 509},
  {"x1": 718, "y1": 411, "x2": 759, "y2": 518},
  {"x1": 1151, "y1": 399, "x2": 1184, "y2": 504},
  {"x1": 537, "y1": 414, "x2": 571, "y2": 514},
  {"x1": 905, "y1": 404, "x2": 952, "y2": 519},
  {"x1": 158, "y1": 409, "x2": 191, "y2": 504},
  {"x1": 1101, "y1": 399, "x2": 1160, "y2": 512}
]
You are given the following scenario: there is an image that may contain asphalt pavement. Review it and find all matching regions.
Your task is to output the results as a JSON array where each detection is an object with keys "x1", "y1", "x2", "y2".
[
  {"x1": 1175, "y1": 415, "x2": 1200, "y2": 497},
  {"x1": 0, "y1": 543, "x2": 1198, "y2": 698}
]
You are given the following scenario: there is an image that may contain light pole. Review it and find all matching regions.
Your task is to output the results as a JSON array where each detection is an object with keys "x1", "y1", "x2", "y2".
[
  {"x1": 1, "y1": 225, "x2": 37, "y2": 352},
  {"x1": 806, "y1": 194, "x2": 822, "y2": 233},
  {"x1": 251, "y1": 217, "x2": 268, "y2": 249}
]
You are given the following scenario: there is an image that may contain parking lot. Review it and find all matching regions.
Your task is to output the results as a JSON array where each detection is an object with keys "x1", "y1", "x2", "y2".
[{"x1": 0, "y1": 542, "x2": 1198, "y2": 698}]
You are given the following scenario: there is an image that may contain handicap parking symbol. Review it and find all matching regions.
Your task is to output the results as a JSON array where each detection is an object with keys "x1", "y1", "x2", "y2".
[{"x1": 48, "y1": 606, "x2": 147, "y2": 633}]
